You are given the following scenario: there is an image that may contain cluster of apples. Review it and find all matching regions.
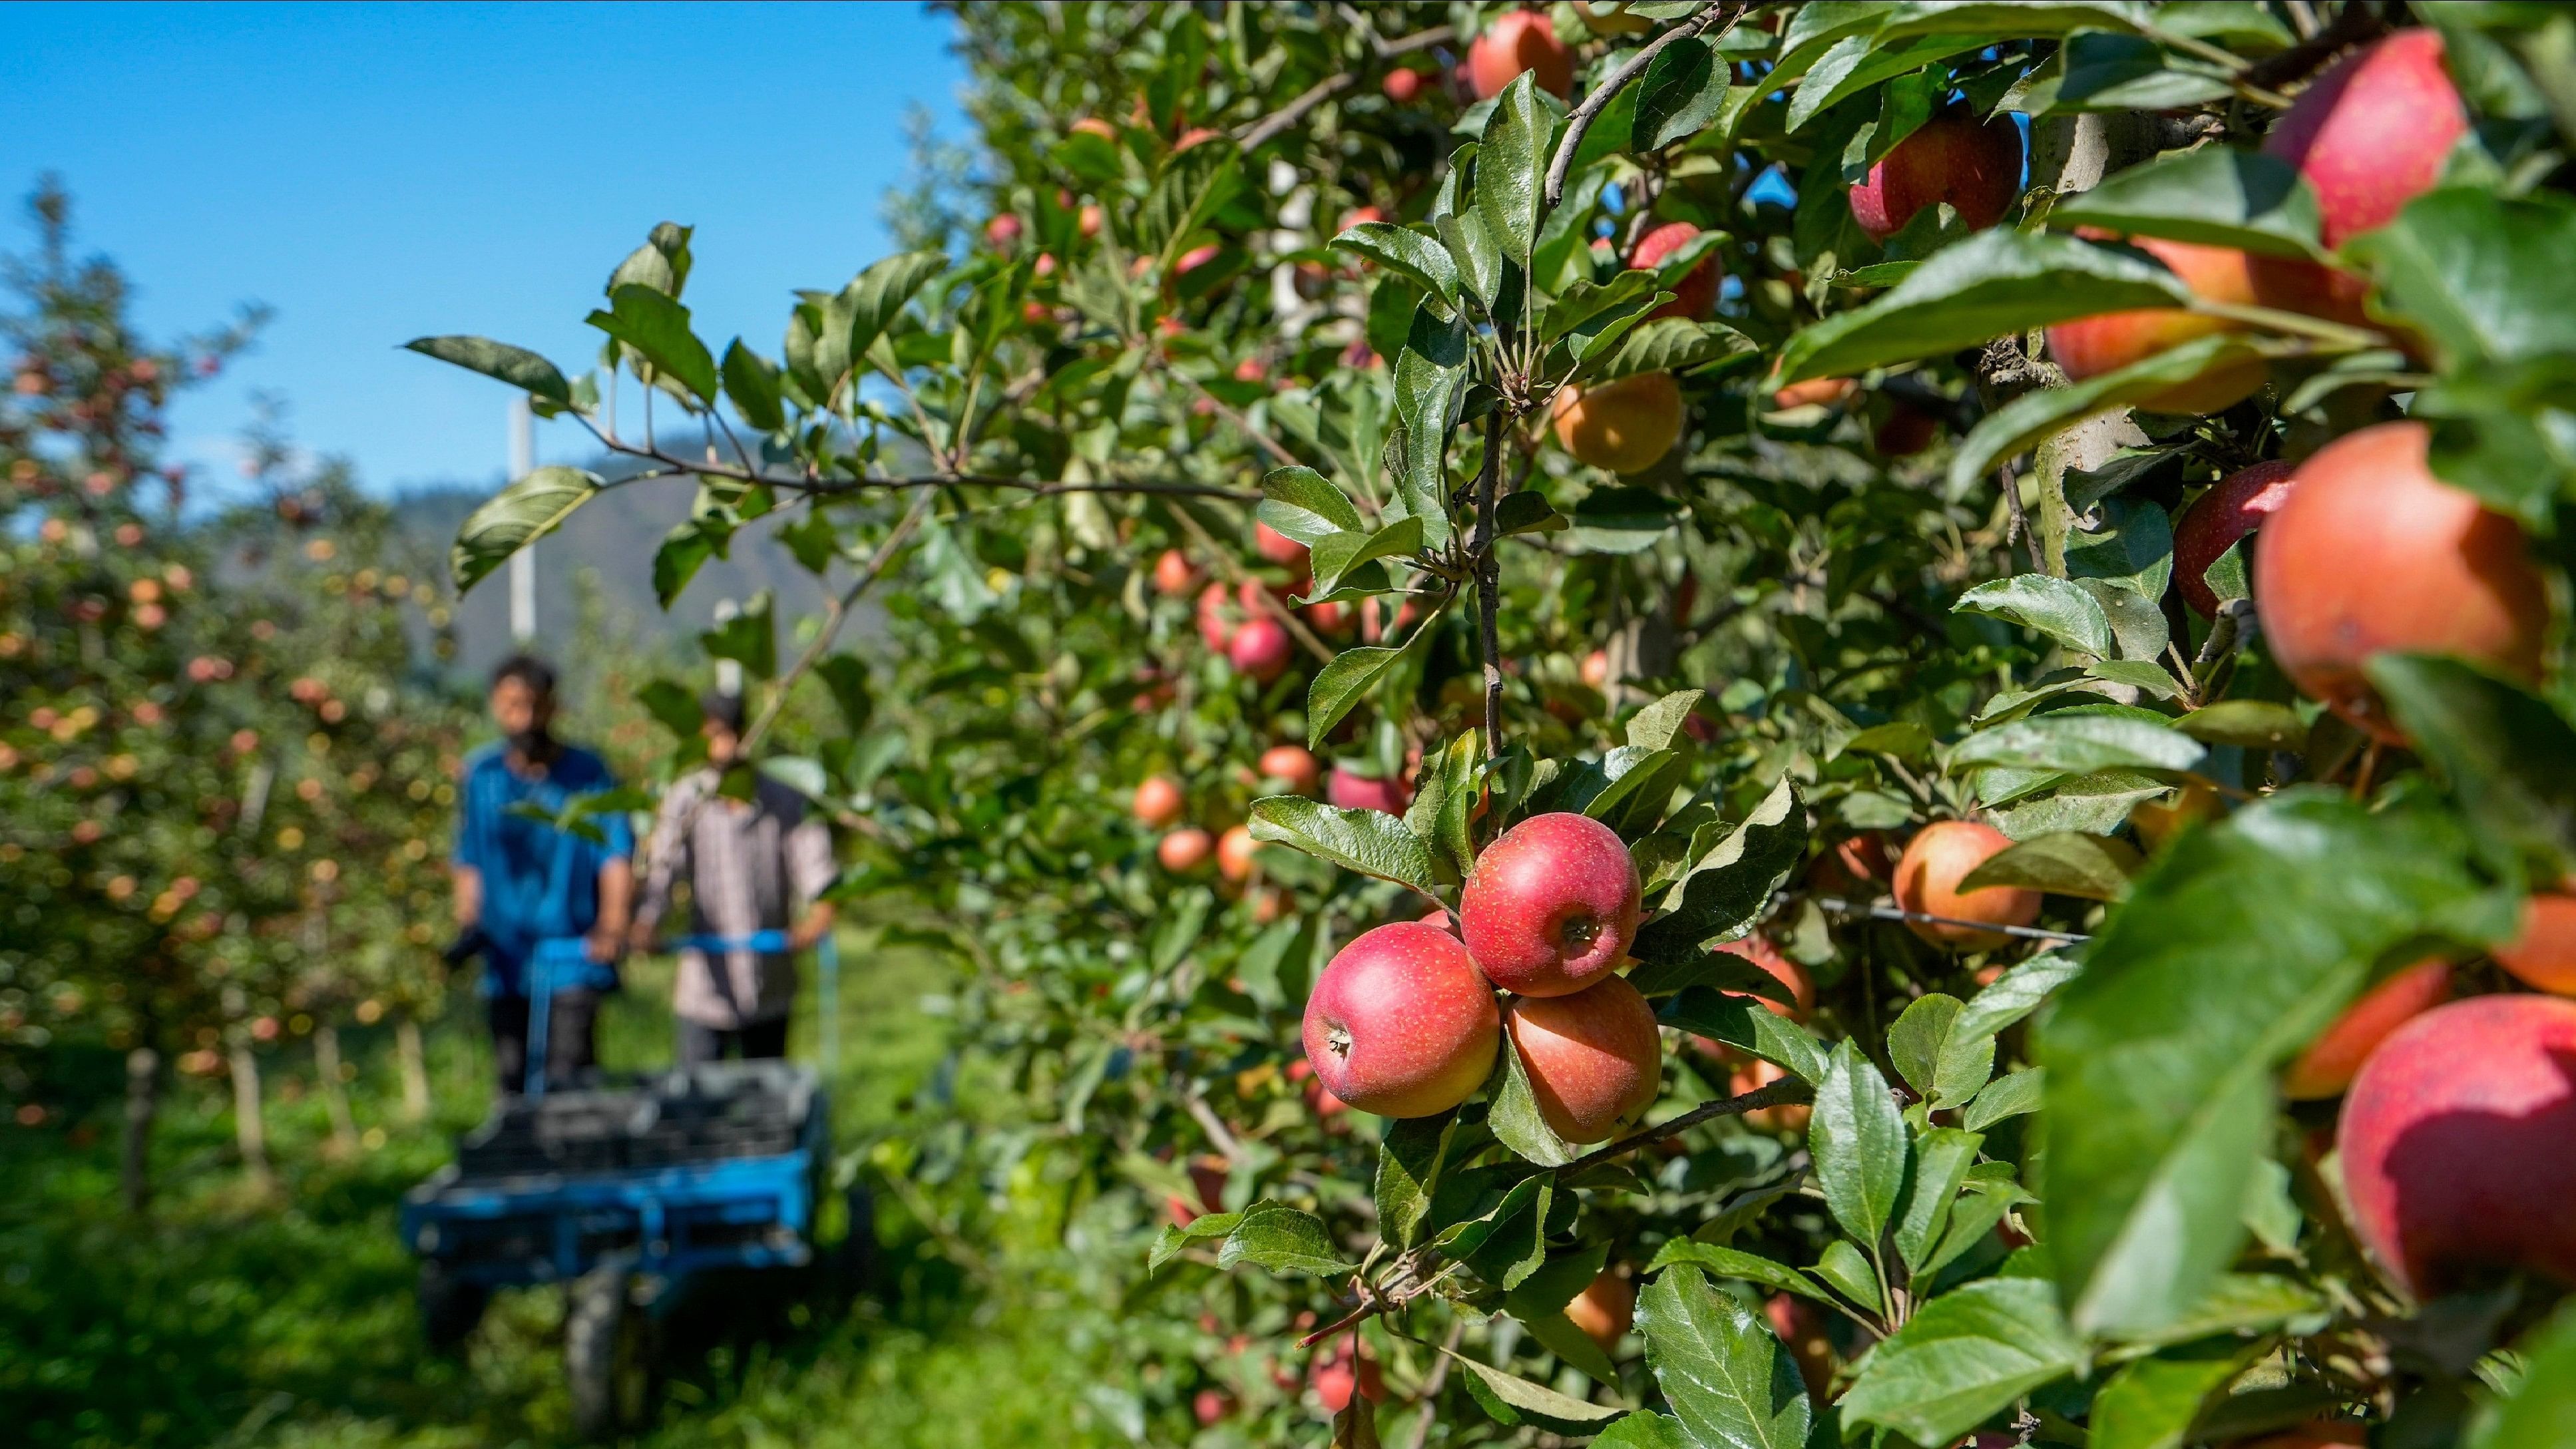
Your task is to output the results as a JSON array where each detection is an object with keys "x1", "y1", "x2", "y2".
[
  {"x1": 1146, "y1": 524, "x2": 1324, "y2": 685},
  {"x1": 1300, "y1": 812, "x2": 1668, "y2": 1145}
]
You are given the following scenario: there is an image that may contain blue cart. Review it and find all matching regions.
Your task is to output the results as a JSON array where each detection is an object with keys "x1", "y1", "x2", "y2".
[{"x1": 401, "y1": 934, "x2": 864, "y2": 1438}]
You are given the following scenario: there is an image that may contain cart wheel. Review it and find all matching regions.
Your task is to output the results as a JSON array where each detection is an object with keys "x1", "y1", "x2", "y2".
[
  {"x1": 831, "y1": 1179, "x2": 878, "y2": 1300},
  {"x1": 566, "y1": 1266, "x2": 656, "y2": 1440},
  {"x1": 418, "y1": 1261, "x2": 488, "y2": 1354}
]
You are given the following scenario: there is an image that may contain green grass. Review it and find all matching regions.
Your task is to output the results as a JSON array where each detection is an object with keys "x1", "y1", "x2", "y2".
[{"x1": 0, "y1": 926, "x2": 1144, "y2": 1449}]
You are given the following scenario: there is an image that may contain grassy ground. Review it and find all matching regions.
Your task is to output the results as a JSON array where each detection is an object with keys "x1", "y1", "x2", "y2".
[{"x1": 0, "y1": 926, "x2": 1139, "y2": 1449}]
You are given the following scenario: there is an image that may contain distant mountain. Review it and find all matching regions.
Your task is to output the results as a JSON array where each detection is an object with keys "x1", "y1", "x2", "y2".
[{"x1": 394, "y1": 457, "x2": 881, "y2": 682}]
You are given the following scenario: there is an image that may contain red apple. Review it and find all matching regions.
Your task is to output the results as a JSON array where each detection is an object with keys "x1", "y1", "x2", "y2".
[
  {"x1": 1872, "y1": 399, "x2": 1940, "y2": 457},
  {"x1": 1217, "y1": 823, "x2": 1261, "y2": 883},
  {"x1": 1460, "y1": 812, "x2": 1643, "y2": 996},
  {"x1": 2337, "y1": 994, "x2": 2576, "y2": 1297},
  {"x1": 1327, "y1": 767, "x2": 1410, "y2": 815},
  {"x1": 1381, "y1": 68, "x2": 1425, "y2": 104},
  {"x1": 1078, "y1": 203, "x2": 1103, "y2": 240},
  {"x1": 1552, "y1": 371, "x2": 1685, "y2": 473},
  {"x1": 1564, "y1": 1269, "x2": 1635, "y2": 1352},
  {"x1": 1579, "y1": 649, "x2": 1612, "y2": 690},
  {"x1": 1197, "y1": 580, "x2": 1238, "y2": 652},
  {"x1": 1892, "y1": 820, "x2": 2039, "y2": 950},
  {"x1": 2267, "y1": 30, "x2": 2466, "y2": 251},
  {"x1": 1767, "y1": 1293, "x2": 1835, "y2": 1399},
  {"x1": 2280, "y1": 959, "x2": 2451, "y2": 1100},
  {"x1": 1153, "y1": 547, "x2": 1198, "y2": 596},
  {"x1": 2044, "y1": 235, "x2": 2265, "y2": 414},
  {"x1": 1134, "y1": 775, "x2": 1185, "y2": 827},
  {"x1": 1847, "y1": 110, "x2": 2024, "y2": 242},
  {"x1": 984, "y1": 214, "x2": 1022, "y2": 252},
  {"x1": 1506, "y1": 974, "x2": 1663, "y2": 1144},
  {"x1": 1468, "y1": 9, "x2": 1572, "y2": 100},
  {"x1": 1339, "y1": 206, "x2": 1386, "y2": 234},
  {"x1": 2253, "y1": 422, "x2": 2548, "y2": 744},
  {"x1": 1715, "y1": 936, "x2": 1813, "y2": 1020},
  {"x1": 1255, "y1": 521, "x2": 1309, "y2": 569},
  {"x1": 1259, "y1": 743, "x2": 1322, "y2": 794},
  {"x1": 2173, "y1": 460, "x2": 2296, "y2": 616},
  {"x1": 1301, "y1": 921, "x2": 1502, "y2": 1118},
  {"x1": 1159, "y1": 827, "x2": 1215, "y2": 873},
  {"x1": 1772, "y1": 377, "x2": 1856, "y2": 410},
  {"x1": 1627, "y1": 222, "x2": 1721, "y2": 322},
  {"x1": 1192, "y1": 1389, "x2": 1233, "y2": 1426},
  {"x1": 2495, "y1": 891, "x2": 2576, "y2": 995},
  {"x1": 1227, "y1": 616, "x2": 1293, "y2": 682}
]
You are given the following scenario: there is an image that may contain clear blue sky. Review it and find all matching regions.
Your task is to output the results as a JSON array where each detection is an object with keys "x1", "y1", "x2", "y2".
[{"x1": 0, "y1": 2, "x2": 969, "y2": 498}]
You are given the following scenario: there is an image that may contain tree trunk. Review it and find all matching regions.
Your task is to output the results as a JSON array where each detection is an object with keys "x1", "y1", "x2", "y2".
[
  {"x1": 313, "y1": 1022, "x2": 359, "y2": 1154},
  {"x1": 120, "y1": 1046, "x2": 159, "y2": 1216},
  {"x1": 2026, "y1": 112, "x2": 2157, "y2": 574},
  {"x1": 396, "y1": 1016, "x2": 431, "y2": 1122},
  {"x1": 228, "y1": 1037, "x2": 274, "y2": 1193}
]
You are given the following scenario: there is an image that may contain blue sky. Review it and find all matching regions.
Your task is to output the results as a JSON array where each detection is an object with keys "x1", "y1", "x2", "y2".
[{"x1": 0, "y1": 2, "x2": 968, "y2": 499}]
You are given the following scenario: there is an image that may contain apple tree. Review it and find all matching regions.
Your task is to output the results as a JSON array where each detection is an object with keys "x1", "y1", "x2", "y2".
[{"x1": 415, "y1": 3, "x2": 2576, "y2": 1446}]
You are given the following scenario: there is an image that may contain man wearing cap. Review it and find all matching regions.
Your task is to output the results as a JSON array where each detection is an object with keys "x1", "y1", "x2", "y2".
[{"x1": 632, "y1": 692, "x2": 837, "y2": 1063}]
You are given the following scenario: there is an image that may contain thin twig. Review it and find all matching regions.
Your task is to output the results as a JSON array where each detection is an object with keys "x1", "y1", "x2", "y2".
[
  {"x1": 740, "y1": 489, "x2": 933, "y2": 755},
  {"x1": 1170, "y1": 366, "x2": 1305, "y2": 471},
  {"x1": 1557, "y1": 1078, "x2": 1814, "y2": 1175},
  {"x1": 1180, "y1": 1085, "x2": 1246, "y2": 1166},
  {"x1": 1469, "y1": 407, "x2": 1506, "y2": 758},
  {"x1": 1543, "y1": 2, "x2": 1746, "y2": 208},
  {"x1": 1805, "y1": 894, "x2": 2093, "y2": 945},
  {"x1": 1236, "y1": 73, "x2": 1357, "y2": 154}
]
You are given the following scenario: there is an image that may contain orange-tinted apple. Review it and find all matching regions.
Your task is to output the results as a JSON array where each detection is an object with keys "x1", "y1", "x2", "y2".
[
  {"x1": 2253, "y1": 422, "x2": 2548, "y2": 743},
  {"x1": 1159, "y1": 827, "x2": 1215, "y2": 873},
  {"x1": 1217, "y1": 823, "x2": 1261, "y2": 883},
  {"x1": 1893, "y1": 820, "x2": 2039, "y2": 950},
  {"x1": 1564, "y1": 1270, "x2": 1635, "y2": 1352},
  {"x1": 1772, "y1": 377, "x2": 1856, "y2": 410},
  {"x1": 1255, "y1": 521, "x2": 1309, "y2": 569},
  {"x1": 1302, "y1": 921, "x2": 1502, "y2": 1118},
  {"x1": 1468, "y1": 9, "x2": 1572, "y2": 100},
  {"x1": 1731, "y1": 1055, "x2": 1811, "y2": 1135},
  {"x1": 1461, "y1": 812, "x2": 1643, "y2": 996},
  {"x1": 2044, "y1": 235, "x2": 2265, "y2": 414},
  {"x1": 2495, "y1": 891, "x2": 2576, "y2": 995},
  {"x1": 1382, "y1": 68, "x2": 1425, "y2": 104},
  {"x1": 1259, "y1": 743, "x2": 1323, "y2": 795},
  {"x1": 1133, "y1": 775, "x2": 1184, "y2": 827},
  {"x1": 2281, "y1": 959, "x2": 2450, "y2": 1100},
  {"x1": 1153, "y1": 547, "x2": 1198, "y2": 596},
  {"x1": 1508, "y1": 975, "x2": 1663, "y2": 1143},
  {"x1": 1552, "y1": 371, "x2": 1684, "y2": 473}
]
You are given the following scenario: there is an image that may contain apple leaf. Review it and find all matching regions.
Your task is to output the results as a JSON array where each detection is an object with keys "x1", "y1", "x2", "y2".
[
  {"x1": 1632, "y1": 777, "x2": 1805, "y2": 964},
  {"x1": 451, "y1": 465, "x2": 604, "y2": 592},
  {"x1": 1637, "y1": 1265, "x2": 1813, "y2": 1449},
  {"x1": 1484, "y1": 1026, "x2": 1579, "y2": 1169},
  {"x1": 402, "y1": 335, "x2": 572, "y2": 407},
  {"x1": 1960, "y1": 830, "x2": 2141, "y2": 901},
  {"x1": 1247, "y1": 796, "x2": 1441, "y2": 901},
  {"x1": 1446, "y1": 1349, "x2": 1625, "y2": 1436},
  {"x1": 1658, "y1": 988, "x2": 1830, "y2": 1086},
  {"x1": 1259, "y1": 464, "x2": 1365, "y2": 546},
  {"x1": 1216, "y1": 1200, "x2": 1355, "y2": 1277},
  {"x1": 1954, "y1": 573, "x2": 2116, "y2": 658},
  {"x1": 1333, "y1": 222, "x2": 1462, "y2": 310},
  {"x1": 1838, "y1": 1277, "x2": 2085, "y2": 1444},
  {"x1": 1811, "y1": 1040, "x2": 1909, "y2": 1248},
  {"x1": 2049, "y1": 146, "x2": 2322, "y2": 258},
  {"x1": 1647, "y1": 1240, "x2": 1832, "y2": 1303}
]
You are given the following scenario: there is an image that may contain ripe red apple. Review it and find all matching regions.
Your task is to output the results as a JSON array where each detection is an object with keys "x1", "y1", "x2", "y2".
[
  {"x1": 1311, "y1": 1339, "x2": 1387, "y2": 1412},
  {"x1": 1304, "y1": 599, "x2": 1352, "y2": 635},
  {"x1": 1716, "y1": 936, "x2": 1813, "y2": 1020},
  {"x1": 1627, "y1": 222, "x2": 1720, "y2": 322},
  {"x1": 1468, "y1": 9, "x2": 1572, "y2": 100},
  {"x1": 1381, "y1": 68, "x2": 1425, "y2": 104},
  {"x1": 1192, "y1": 1388, "x2": 1233, "y2": 1426},
  {"x1": 1134, "y1": 775, "x2": 1185, "y2": 827},
  {"x1": 2495, "y1": 891, "x2": 2576, "y2": 995},
  {"x1": 2044, "y1": 235, "x2": 2265, "y2": 414},
  {"x1": 1197, "y1": 580, "x2": 1238, "y2": 652},
  {"x1": 1153, "y1": 547, "x2": 1198, "y2": 596},
  {"x1": 1564, "y1": 1270, "x2": 1635, "y2": 1352},
  {"x1": 984, "y1": 214, "x2": 1022, "y2": 252},
  {"x1": 1259, "y1": 743, "x2": 1322, "y2": 794},
  {"x1": 1552, "y1": 371, "x2": 1685, "y2": 474},
  {"x1": 1460, "y1": 813, "x2": 1642, "y2": 996},
  {"x1": 1255, "y1": 521, "x2": 1309, "y2": 569},
  {"x1": 1175, "y1": 126, "x2": 1221, "y2": 152},
  {"x1": 1301, "y1": 921, "x2": 1502, "y2": 1118},
  {"x1": 1506, "y1": 974, "x2": 1663, "y2": 1144},
  {"x1": 1847, "y1": 110, "x2": 2025, "y2": 241},
  {"x1": 1159, "y1": 827, "x2": 1215, "y2": 873},
  {"x1": 2173, "y1": 460, "x2": 2296, "y2": 616},
  {"x1": 1227, "y1": 616, "x2": 1293, "y2": 682},
  {"x1": 1772, "y1": 377, "x2": 1856, "y2": 410},
  {"x1": 1217, "y1": 823, "x2": 1261, "y2": 883},
  {"x1": 2280, "y1": 959, "x2": 2450, "y2": 1100},
  {"x1": 2253, "y1": 422, "x2": 2548, "y2": 743},
  {"x1": 1892, "y1": 820, "x2": 2040, "y2": 950},
  {"x1": 1327, "y1": 767, "x2": 1410, "y2": 815},
  {"x1": 2337, "y1": 994, "x2": 2576, "y2": 1297}
]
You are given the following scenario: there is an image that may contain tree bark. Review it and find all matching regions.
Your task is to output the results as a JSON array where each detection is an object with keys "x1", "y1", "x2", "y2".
[
  {"x1": 228, "y1": 1036, "x2": 274, "y2": 1193},
  {"x1": 396, "y1": 1016, "x2": 431, "y2": 1122},
  {"x1": 313, "y1": 1022, "x2": 359, "y2": 1154},
  {"x1": 120, "y1": 1046, "x2": 158, "y2": 1217}
]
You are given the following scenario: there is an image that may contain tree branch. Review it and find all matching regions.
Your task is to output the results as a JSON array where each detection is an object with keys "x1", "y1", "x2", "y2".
[
  {"x1": 1469, "y1": 406, "x2": 1506, "y2": 758},
  {"x1": 1543, "y1": 2, "x2": 1747, "y2": 209},
  {"x1": 739, "y1": 489, "x2": 933, "y2": 757},
  {"x1": 1557, "y1": 1076, "x2": 1814, "y2": 1175},
  {"x1": 1236, "y1": 73, "x2": 1357, "y2": 154}
]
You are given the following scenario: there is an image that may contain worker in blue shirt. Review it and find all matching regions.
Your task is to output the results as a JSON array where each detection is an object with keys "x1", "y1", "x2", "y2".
[{"x1": 449, "y1": 654, "x2": 634, "y2": 1095}]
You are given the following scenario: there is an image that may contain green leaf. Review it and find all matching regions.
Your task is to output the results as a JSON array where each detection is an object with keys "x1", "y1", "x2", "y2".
[
  {"x1": 719, "y1": 339, "x2": 786, "y2": 432},
  {"x1": 1540, "y1": 272, "x2": 1661, "y2": 347},
  {"x1": 1404, "y1": 730, "x2": 1484, "y2": 885},
  {"x1": 698, "y1": 588, "x2": 775, "y2": 680},
  {"x1": 1779, "y1": 229, "x2": 2191, "y2": 383},
  {"x1": 1376, "y1": 1113, "x2": 1453, "y2": 1250},
  {"x1": 1308, "y1": 517, "x2": 1425, "y2": 598},
  {"x1": 1307, "y1": 642, "x2": 1411, "y2": 749},
  {"x1": 1960, "y1": 953, "x2": 2085, "y2": 1042},
  {"x1": 1487, "y1": 1027, "x2": 1580, "y2": 1167},
  {"x1": 1259, "y1": 465, "x2": 1365, "y2": 545},
  {"x1": 1446, "y1": 1350, "x2": 1625, "y2": 1436},
  {"x1": 402, "y1": 335, "x2": 572, "y2": 407},
  {"x1": 1875, "y1": 1, "x2": 2149, "y2": 41},
  {"x1": 1476, "y1": 73, "x2": 1558, "y2": 267},
  {"x1": 1592, "y1": 1414, "x2": 1693, "y2": 1449},
  {"x1": 2368, "y1": 653, "x2": 2576, "y2": 883},
  {"x1": 1896, "y1": 1127, "x2": 1986, "y2": 1273},
  {"x1": 1569, "y1": 486, "x2": 1682, "y2": 554},
  {"x1": 1138, "y1": 141, "x2": 1241, "y2": 268},
  {"x1": 813, "y1": 654, "x2": 872, "y2": 733},
  {"x1": 1960, "y1": 831, "x2": 2141, "y2": 901},
  {"x1": 2048, "y1": 33, "x2": 2233, "y2": 112},
  {"x1": 1812, "y1": 1238, "x2": 1881, "y2": 1309},
  {"x1": 1627, "y1": 689, "x2": 1707, "y2": 753},
  {"x1": 1587, "y1": 318, "x2": 1753, "y2": 382},
  {"x1": 2049, "y1": 146, "x2": 2321, "y2": 259},
  {"x1": 2121, "y1": 1273, "x2": 2329, "y2": 1351},
  {"x1": 1638, "y1": 1266, "x2": 1815, "y2": 1449},
  {"x1": 1633, "y1": 36, "x2": 1731, "y2": 150},
  {"x1": 2174, "y1": 700, "x2": 2307, "y2": 751},
  {"x1": 1839, "y1": 1277, "x2": 2085, "y2": 1445},
  {"x1": 1247, "y1": 796, "x2": 1442, "y2": 899},
  {"x1": 588, "y1": 284, "x2": 720, "y2": 404},
  {"x1": 450, "y1": 466, "x2": 603, "y2": 592},
  {"x1": 1633, "y1": 778, "x2": 1806, "y2": 964},
  {"x1": 1954, "y1": 573, "x2": 2115, "y2": 658},
  {"x1": 2467, "y1": 1300, "x2": 2576, "y2": 1449},
  {"x1": 1147, "y1": 1211, "x2": 1241, "y2": 1273},
  {"x1": 1333, "y1": 222, "x2": 1462, "y2": 310},
  {"x1": 2348, "y1": 187, "x2": 2576, "y2": 369},
  {"x1": 1217, "y1": 1199, "x2": 1357, "y2": 1277},
  {"x1": 2040, "y1": 789, "x2": 2506, "y2": 1339},
  {"x1": 2069, "y1": 493, "x2": 2176, "y2": 604},
  {"x1": 1812, "y1": 1040, "x2": 1908, "y2": 1248},
  {"x1": 1964, "y1": 1068, "x2": 2045, "y2": 1132},
  {"x1": 1954, "y1": 711, "x2": 2205, "y2": 779},
  {"x1": 1947, "y1": 333, "x2": 2269, "y2": 497},
  {"x1": 1659, "y1": 988, "x2": 1830, "y2": 1086},
  {"x1": 1887, "y1": 994, "x2": 1966, "y2": 1100},
  {"x1": 636, "y1": 679, "x2": 700, "y2": 739},
  {"x1": 2089, "y1": 1340, "x2": 2264, "y2": 1449},
  {"x1": 1391, "y1": 302, "x2": 1469, "y2": 549},
  {"x1": 1496, "y1": 490, "x2": 1567, "y2": 535},
  {"x1": 1647, "y1": 1241, "x2": 1831, "y2": 1303},
  {"x1": 845, "y1": 249, "x2": 948, "y2": 365}
]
